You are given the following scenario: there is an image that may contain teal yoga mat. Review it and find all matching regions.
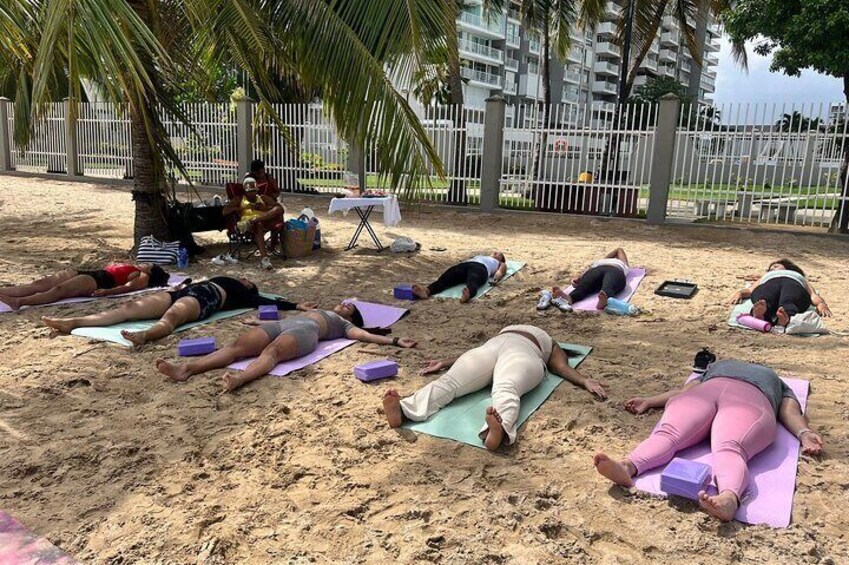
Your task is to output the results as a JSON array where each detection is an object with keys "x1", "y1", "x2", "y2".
[
  {"x1": 431, "y1": 260, "x2": 525, "y2": 300},
  {"x1": 403, "y1": 343, "x2": 592, "y2": 447},
  {"x1": 70, "y1": 292, "x2": 281, "y2": 347}
]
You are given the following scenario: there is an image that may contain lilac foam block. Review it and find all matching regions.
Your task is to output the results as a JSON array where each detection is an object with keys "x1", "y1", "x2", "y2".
[
  {"x1": 354, "y1": 359, "x2": 398, "y2": 382},
  {"x1": 660, "y1": 458, "x2": 712, "y2": 500},
  {"x1": 394, "y1": 285, "x2": 415, "y2": 300},
  {"x1": 258, "y1": 305, "x2": 280, "y2": 320},
  {"x1": 178, "y1": 337, "x2": 217, "y2": 357}
]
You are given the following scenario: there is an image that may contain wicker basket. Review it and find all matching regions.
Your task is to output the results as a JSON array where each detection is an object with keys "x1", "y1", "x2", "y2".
[{"x1": 284, "y1": 223, "x2": 316, "y2": 258}]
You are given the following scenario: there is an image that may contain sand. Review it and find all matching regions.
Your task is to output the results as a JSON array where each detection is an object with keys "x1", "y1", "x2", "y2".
[{"x1": 0, "y1": 175, "x2": 847, "y2": 564}]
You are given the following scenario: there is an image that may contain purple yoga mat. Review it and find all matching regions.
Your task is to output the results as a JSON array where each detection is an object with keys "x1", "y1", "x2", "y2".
[
  {"x1": 632, "y1": 374, "x2": 810, "y2": 528},
  {"x1": 228, "y1": 300, "x2": 409, "y2": 377},
  {"x1": 0, "y1": 510, "x2": 78, "y2": 564},
  {"x1": 564, "y1": 268, "x2": 646, "y2": 312},
  {"x1": 0, "y1": 274, "x2": 188, "y2": 313}
]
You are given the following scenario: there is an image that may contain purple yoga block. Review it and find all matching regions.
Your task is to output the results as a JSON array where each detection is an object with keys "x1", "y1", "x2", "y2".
[
  {"x1": 354, "y1": 360, "x2": 398, "y2": 382},
  {"x1": 394, "y1": 285, "x2": 415, "y2": 300},
  {"x1": 660, "y1": 458, "x2": 712, "y2": 500},
  {"x1": 258, "y1": 305, "x2": 280, "y2": 320},
  {"x1": 178, "y1": 337, "x2": 217, "y2": 357}
]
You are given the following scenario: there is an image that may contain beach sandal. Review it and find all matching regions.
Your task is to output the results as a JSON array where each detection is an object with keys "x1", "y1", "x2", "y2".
[
  {"x1": 536, "y1": 290, "x2": 552, "y2": 311},
  {"x1": 551, "y1": 297, "x2": 573, "y2": 312}
]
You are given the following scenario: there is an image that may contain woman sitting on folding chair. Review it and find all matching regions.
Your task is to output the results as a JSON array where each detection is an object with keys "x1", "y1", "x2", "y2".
[
  {"x1": 42, "y1": 277, "x2": 314, "y2": 349},
  {"x1": 219, "y1": 177, "x2": 284, "y2": 270},
  {"x1": 0, "y1": 263, "x2": 170, "y2": 310}
]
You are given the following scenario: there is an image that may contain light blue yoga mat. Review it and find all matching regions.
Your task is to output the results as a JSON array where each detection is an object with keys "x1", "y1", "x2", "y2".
[
  {"x1": 70, "y1": 292, "x2": 281, "y2": 347},
  {"x1": 728, "y1": 300, "x2": 820, "y2": 336},
  {"x1": 403, "y1": 343, "x2": 591, "y2": 447},
  {"x1": 431, "y1": 260, "x2": 526, "y2": 300}
]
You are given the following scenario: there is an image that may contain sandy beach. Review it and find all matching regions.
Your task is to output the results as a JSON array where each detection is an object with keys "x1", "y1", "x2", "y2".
[{"x1": 0, "y1": 175, "x2": 847, "y2": 564}]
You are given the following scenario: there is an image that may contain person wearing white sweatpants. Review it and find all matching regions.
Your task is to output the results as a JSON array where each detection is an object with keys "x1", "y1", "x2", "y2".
[{"x1": 383, "y1": 325, "x2": 609, "y2": 451}]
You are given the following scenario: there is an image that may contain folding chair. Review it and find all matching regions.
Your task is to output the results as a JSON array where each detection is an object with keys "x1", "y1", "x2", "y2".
[{"x1": 224, "y1": 182, "x2": 285, "y2": 260}]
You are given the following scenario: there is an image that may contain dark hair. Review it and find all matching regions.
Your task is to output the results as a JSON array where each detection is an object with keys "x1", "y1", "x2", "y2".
[
  {"x1": 148, "y1": 265, "x2": 170, "y2": 287},
  {"x1": 250, "y1": 159, "x2": 265, "y2": 173},
  {"x1": 495, "y1": 251, "x2": 506, "y2": 263},
  {"x1": 770, "y1": 258, "x2": 805, "y2": 277},
  {"x1": 350, "y1": 304, "x2": 391, "y2": 336}
]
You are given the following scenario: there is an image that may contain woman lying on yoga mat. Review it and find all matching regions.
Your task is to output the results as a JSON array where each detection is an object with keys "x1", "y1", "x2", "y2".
[
  {"x1": 0, "y1": 263, "x2": 170, "y2": 310},
  {"x1": 383, "y1": 324, "x2": 607, "y2": 451},
  {"x1": 42, "y1": 277, "x2": 315, "y2": 349},
  {"x1": 729, "y1": 259, "x2": 831, "y2": 327},
  {"x1": 155, "y1": 302, "x2": 417, "y2": 392},
  {"x1": 538, "y1": 248, "x2": 629, "y2": 312},
  {"x1": 411, "y1": 251, "x2": 507, "y2": 303},
  {"x1": 594, "y1": 358, "x2": 823, "y2": 522}
]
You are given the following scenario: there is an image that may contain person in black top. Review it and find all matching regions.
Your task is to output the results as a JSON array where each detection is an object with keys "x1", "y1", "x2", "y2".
[{"x1": 42, "y1": 277, "x2": 317, "y2": 349}]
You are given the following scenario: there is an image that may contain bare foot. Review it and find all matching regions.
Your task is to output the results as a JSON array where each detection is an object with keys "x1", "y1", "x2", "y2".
[
  {"x1": 156, "y1": 358, "x2": 192, "y2": 382},
  {"x1": 593, "y1": 452, "x2": 635, "y2": 487},
  {"x1": 1, "y1": 296, "x2": 21, "y2": 310},
  {"x1": 459, "y1": 287, "x2": 472, "y2": 303},
  {"x1": 552, "y1": 286, "x2": 567, "y2": 299},
  {"x1": 597, "y1": 290, "x2": 609, "y2": 310},
  {"x1": 42, "y1": 316, "x2": 75, "y2": 333},
  {"x1": 222, "y1": 372, "x2": 247, "y2": 393},
  {"x1": 751, "y1": 299, "x2": 768, "y2": 320},
  {"x1": 483, "y1": 406, "x2": 505, "y2": 451},
  {"x1": 411, "y1": 284, "x2": 430, "y2": 300},
  {"x1": 776, "y1": 307, "x2": 790, "y2": 327},
  {"x1": 383, "y1": 389, "x2": 404, "y2": 428},
  {"x1": 121, "y1": 330, "x2": 147, "y2": 349},
  {"x1": 698, "y1": 490, "x2": 738, "y2": 522}
]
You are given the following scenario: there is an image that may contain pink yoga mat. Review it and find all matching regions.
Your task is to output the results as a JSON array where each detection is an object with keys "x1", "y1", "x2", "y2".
[
  {"x1": 0, "y1": 510, "x2": 78, "y2": 564},
  {"x1": 564, "y1": 268, "x2": 646, "y2": 312},
  {"x1": 228, "y1": 300, "x2": 409, "y2": 377},
  {"x1": 632, "y1": 374, "x2": 809, "y2": 528},
  {"x1": 0, "y1": 274, "x2": 188, "y2": 313}
]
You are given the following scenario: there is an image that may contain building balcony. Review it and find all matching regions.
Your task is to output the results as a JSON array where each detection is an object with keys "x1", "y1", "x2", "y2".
[
  {"x1": 592, "y1": 80, "x2": 618, "y2": 95},
  {"x1": 518, "y1": 73, "x2": 541, "y2": 99},
  {"x1": 458, "y1": 38, "x2": 504, "y2": 64},
  {"x1": 658, "y1": 64, "x2": 675, "y2": 77},
  {"x1": 564, "y1": 70, "x2": 582, "y2": 84},
  {"x1": 461, "y1": 67, "x2": 503, "y2": 89},
  {"x1": 506, "y1": 32, "x2": 520, "y2": 48},
  {"x1": 633, "y1": 75, "x2": 648, "y2": 88},
  {"x1": 528, "y1": 38, "x2": 541, "y2": 54},
  {"x1": 567, "y1": 48, "x2": 583, "y2": 63},
  {"x1": 458, "y1": 11, "x2": 505, "y2": 39},
  {"x1": 594, "y1": 61, "x2": 619, "y2": 76},
  {"x1": 605, "y1": 1, "x2": 620, "y2": 18},
  {"x1": 504, "y1": 78, "x2": 517, "y2": 95},
  {"x1": 660, "y1": 31, "x2": 679, "y2": 47},
  {"x1": 597, "y1": 22, "x2": 617, "y2": 36},
  {"x1": 681, "y1": 60, "x2": 692, "y2": 73},
  {"x1": 705, "y1": 53, "x2": 719, "y2": 66},
  {"x1": 704, "y1": 39, "x2": 721, "y2": 52},
  {"x1": 642, "y1": 58, "x2": 658, "y2": 73},
  {"x1": 596, "y1": 42, "x2": 621, "y2": 58},
  {"x1": 662, "y1": 15, "x2": 679, "y2": 29},
  {"x1": 594, "y1": 101, "x2": 616, "y2": 114},
  {"x1": 703, "y1": 67, "x2": 717, "y2": 79},
  {"x1": 505, "y1": 57, "x2": 519, "y2": 71},
  {"x1": 659, "y1": 48, "x2": 676, "y2": 63},
  {"x1": 562, "y1": 90, "x2": 580, "y2": 104}
]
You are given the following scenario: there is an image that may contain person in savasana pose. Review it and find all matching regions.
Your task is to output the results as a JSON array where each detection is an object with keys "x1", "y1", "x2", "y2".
[{"x1": 411, "y1": 251, "x2": 508, "y2": 303}]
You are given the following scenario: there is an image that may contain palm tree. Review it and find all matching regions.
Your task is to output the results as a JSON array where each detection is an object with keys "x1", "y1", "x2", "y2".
[
  {"x1": 2, "y1": 0, "x2": 455, "y2": 247},
  {"x1": 775, "y1": 111, "x2": 821, "y2": 132}
]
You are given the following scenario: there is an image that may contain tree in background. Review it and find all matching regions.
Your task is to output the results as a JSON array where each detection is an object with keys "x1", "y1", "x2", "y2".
[
  {"x1": 724, "y1": 0, "x2": 849, "y2": 232},
  {"x1": 628, "y1": 76, "x2": 722, "y2": 130},
  {"x1": 774, "y1": 111, "x2": 821, "y2": 133}
]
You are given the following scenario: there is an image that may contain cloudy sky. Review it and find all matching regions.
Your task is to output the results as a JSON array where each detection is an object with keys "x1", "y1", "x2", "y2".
[{"x1": 713, "y1": 36, "x2": 844, "y2": 116}]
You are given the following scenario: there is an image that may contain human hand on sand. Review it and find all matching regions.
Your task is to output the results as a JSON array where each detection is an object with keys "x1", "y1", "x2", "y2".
[
  {"x1": 420, "y1": 359, "x2": 447, "y2": 375},
  {"x1": 816, "y1": 303, "x2": 832, "y2": 317},
  {"x1": 624, "y1": 397, "x2": 651, "y2": 415},
  {"x1": 297, "y1": 302, "x2": 318, "y2": 311},
  {"x1": 584, "y1": 378, "x2": 608, "y2": 400},
  {"x1": 728, "y1": 291, "x2": 744, "y2": 305},
  {"x1": 800, "y1": 431, "x2": 824, "y2": 455},
  {"x1": 396, "y1": 338, "x2": 417, "y2": 349},
  {"x1": 92, "y1": 289, "x2": 110, "y2": 297}
]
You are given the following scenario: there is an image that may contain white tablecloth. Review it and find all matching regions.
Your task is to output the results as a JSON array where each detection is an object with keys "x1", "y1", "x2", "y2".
[{"x1": 328, "y1": 196, "x2": 402, "y2": 227}]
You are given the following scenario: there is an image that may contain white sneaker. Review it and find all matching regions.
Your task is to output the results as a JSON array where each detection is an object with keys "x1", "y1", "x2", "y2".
[
  {"x1": 536, "y1": 290, "x2": 552, "y2": 310},
  {"x1": 211, "y1": 255, "x2": 227, "y2": 266},
  {"x1": 551, "y1": 297, "x2": 573, "y2": 312},
  {"x1": 224, "y1": 253, "x2": 239, "y2": 264},
  {"x1": 260, "y1": 257, "x2": 273, "y2": 270}
]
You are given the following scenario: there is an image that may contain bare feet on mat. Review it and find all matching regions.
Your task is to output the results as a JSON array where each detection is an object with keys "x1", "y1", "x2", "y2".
[
  {"x1": 751, "y1": 299, "x2": 768, "y2": 320},
  {"x1": 460, "y1": 287, "x2": 472, "y2": 303},
  {"x1": 411, "y1": 284, "x2": 430, "y2": 299},
  {"x1": 776, "y1": 307, "x2": 791, "y2": 327},
  {"x1": 597, "y1": 290, "x2": 609, "y2": 310},
  {"x1": 156, "y1": 358, "x2": 191, "y2": 382},
  {"x1": 42, "y1": 316, "x2": 74, "y2": 333},
  {"x1": 593, "y1": 452, "x2": 635, "y2": 487},
  {"x1": 483, "y1": 406, "x2": 505, "y2": 451},
  {"x1": 121, "y1": 330, "x2": 147, "y2": 349},
  {"x1": 698, "y1": 490, "x2": 738, "y2": 522},
  {"x1": 383, "y1": 389, "x2": 404, "y2": 428}
]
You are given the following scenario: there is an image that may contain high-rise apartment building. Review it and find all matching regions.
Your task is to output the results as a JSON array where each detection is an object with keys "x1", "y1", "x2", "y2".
[{"x1": 454, "y1": 0, "x2": 720, "y2": 118}]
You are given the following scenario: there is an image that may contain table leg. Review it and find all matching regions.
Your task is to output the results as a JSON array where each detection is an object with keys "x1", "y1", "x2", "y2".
[{"x1": 358, "y1": 207, "x2": 386, "y2": 252}]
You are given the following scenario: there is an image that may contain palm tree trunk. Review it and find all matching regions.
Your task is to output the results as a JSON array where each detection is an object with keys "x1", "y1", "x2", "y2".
[
  {"x1": 447, "y1": 33, "x2": 467, "y2": 205},
  {"x1": 533, "y1": 25, "x2": 552, "y2": 190},
  {"x1": 130, "y1": 108, "x2": 170, "y2": 246}
]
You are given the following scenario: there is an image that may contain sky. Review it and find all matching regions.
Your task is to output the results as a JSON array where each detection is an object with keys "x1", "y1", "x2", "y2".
[{"x1": 712, "y1": 36, "x2": 844, "y2": 117}]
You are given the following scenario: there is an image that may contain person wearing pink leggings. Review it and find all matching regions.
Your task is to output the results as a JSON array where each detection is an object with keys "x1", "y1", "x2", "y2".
[{"x1": 593, "y1": 360, "x2": 824, "y2": 521}]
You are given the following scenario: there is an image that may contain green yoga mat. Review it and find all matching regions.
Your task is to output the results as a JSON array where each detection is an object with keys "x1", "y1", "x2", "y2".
[
  {"x1": 431, "y1": 260, "x2": 525, "y2": 300},
  {"x1": 403, "y1": 342, "x2": 592, "y2": 447},
  {"x1": 727, "y1": 300, "x2": 819, "y2": 336},
  {"x1": 70, "y1": 292, "x2": 281, "y2": 347}
]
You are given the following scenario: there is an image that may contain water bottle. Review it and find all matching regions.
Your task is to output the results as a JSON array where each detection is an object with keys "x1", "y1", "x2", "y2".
[
  {"x1": 177, "y1": 246, "x2": 189, "y2": 269},
  {"x1": 604, "y1": 297, "x2": 639, "y2": 316}
]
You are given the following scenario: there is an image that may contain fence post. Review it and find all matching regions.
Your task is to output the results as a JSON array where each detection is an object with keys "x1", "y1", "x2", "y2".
[
  {"x1": 480, "y1": 95, "x2": 506, "y2": 212},
  {"x1": 236, "y1": 98, "x2": 254, "y2": 177},
  {"x1": 0, "y1": 98, "x2": 10, "y2": 172},
  {"x1": 646, "y1": 93, "x2": 680, "y2": 224},
  {"x1": 65, "y1": 98, "x2": 80, "y2": 176}
]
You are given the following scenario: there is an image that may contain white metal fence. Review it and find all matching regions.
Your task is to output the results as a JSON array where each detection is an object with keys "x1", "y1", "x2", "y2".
[
  {"x1": 10, "y1": 102, "x2": 67, "y2": 174},
  {"x1": 162, "y1": 103, "x2": 238, "y2": 187},
  {"x1": 669, "y1": 102, "x2": 849, "y2": 229},
  {"x1": 77, "y1": 103, "x2": 132, "y2": 179}
]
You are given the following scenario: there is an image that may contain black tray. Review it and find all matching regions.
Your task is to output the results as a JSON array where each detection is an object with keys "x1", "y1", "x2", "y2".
[{"x1": 655, "y1": 281, "x2": 698, "y2": 299}]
